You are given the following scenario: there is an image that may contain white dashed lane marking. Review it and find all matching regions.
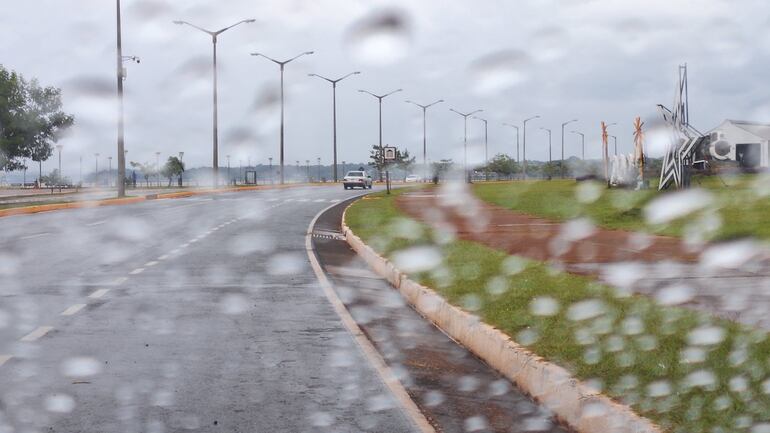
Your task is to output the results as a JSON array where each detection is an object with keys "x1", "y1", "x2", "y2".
[
  {"x1": 0, "y1": 355, "x2": 11, "y2": 367},
  {"x1": 145, "y1": 261, "x2": 159, "y2": 267},
  {"x1": 20, "y1": 326, "x2": 54, "y2": 342},
  {"x1": 158, "y1": 254, "x2": 169, "y2": 261},
  {"x1": 129, "y1": 268, "x2": 145, "y2": 275},
  {"x1": 86, "y1": 220, "x2": 107, "y2": 227},
  {"x1": 111, "y1": 277, "x2": 128, "y2": 286},
  {"x1": 61, "y1": 304, "x2": 87, "y2": 316},
  {"x1": 88, "y1": 289, "x2": 110, "y2": 299}
]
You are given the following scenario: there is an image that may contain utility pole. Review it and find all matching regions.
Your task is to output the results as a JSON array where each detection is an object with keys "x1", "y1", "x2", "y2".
[
  {"x1": 522, "y1": 116, "x2": 540, "y2": 179},
  {"x1": 108, "y1": 156, "x2": 113, "y2": 187},
  {"x1": 359, "y1": 88, "x2": 403, "y2": 182},
  {"x1": 502, "y1": 123, "x2": 520, "y2": 179},
  {"x1": 449, "y1": 108, "x2": 484, "y2": 182},
  {"x1": 406, "y1": 99, "x2": 444, "y2": 181},
  {"x1": 472, "y1": 116, "x2": 489, "y2": 181},
  {"x1": 305, "y1": 159, "x2": 310, "y2": 182},
  {"x1": 541, "y1": 128, "x2": 552, "y2": 180},
  {"x1": 561, "y1": 119, "x2": 578, "y2": 178},
  {"x1": 571, "y1": 131, "x2": 585, "y2": 160},
  {"x1": 174, "y1": 18, "x2": 256, "y2": 188},
  {"x1": 252, "y1": 51, "x2": 315, "y2": 184},
  {"x1": 309, "y1": 71, "x2": 361, "y2": 182}
]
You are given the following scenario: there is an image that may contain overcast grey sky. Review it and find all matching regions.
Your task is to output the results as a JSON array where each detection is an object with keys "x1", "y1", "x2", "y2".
[{"x1": 1, "y1": 0, "x2": 768, "y2": 177}]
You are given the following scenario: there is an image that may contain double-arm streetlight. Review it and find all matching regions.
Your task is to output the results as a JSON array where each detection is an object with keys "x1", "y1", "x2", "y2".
[
  {"x1": 522, "y1": 115, "x2": 540, "y2": 178},
  {"x1": 610, "y1": 134, "x2": 618, "y2": 155},
  {"x1": 472, "y1": 116, "x2": 489, "y2": 181},
  {"x1": 308, "y1": 71, "x2": 360, "y2": 182},
  {"x1": 502, "y1": 123, "x2": 520, "y2": 163},
  {"x1": 252, "y1": 51, "x2": 315, "y2": 185},
  {"x1": 405, "y1": 99, "x2": 443, "y2": 181},
  {"x1": 449, "y1": 108, "x2": 483, "y2": 181},
  {"x1": 359, "y1": 88, "x2": 403, "y2": 181},
  {"x1": 173, "y1": 18, "x2": 255, "y2": 188},
  {"x1": 561, "y1": 119, "x2": 578, "y2": 178},
  {"x1": 570, "y1": 131, "x2": 585, "y2": 160},
  {"x1": 540, "y1": 128, "x2": 552, "y2": 180}
]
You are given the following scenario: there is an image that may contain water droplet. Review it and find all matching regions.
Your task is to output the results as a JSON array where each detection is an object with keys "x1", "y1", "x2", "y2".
[
  {"x1": 392, "y1": 246, "x2": 442, "y2": 273},
  {"x1": 643, "y1": 189, "x2": 713, "y2": 225},
  {"x1": 687, "y1": 326, "x2": 726, "y2": 346},
  {"x1": 423, "y1": 390, "x2": 445, "y2": 407},
  {"x1": 45, "y1": 394, "x2": 75, "y2": 413},
  {"x1": 530, "y1": 297, "x2": 559, "y2": 317},
  {"x1": 468, "y1": 50, "x2": 530, "y2": 96},
  {"x1": 220, "y1": 294, "x2": 249, "y2": 315},
  {"x1": 567, "y1": 299, "x2": 606, "y2": 321},
  {"x1": 463, "y1": 415, "x2": 488, "y2": 432},
  {"x1": 647, "y1": 380, "x2": 672, "y2": 397},
  {"x1": 61, "y1": 357, "x2": 102, "y2": 377},
  {"x1": 656, "y1": 284, "x2": 694, "y2": 306},
  {"x1": 345, "y1": 9, "x2": 412, "y2": 66}
]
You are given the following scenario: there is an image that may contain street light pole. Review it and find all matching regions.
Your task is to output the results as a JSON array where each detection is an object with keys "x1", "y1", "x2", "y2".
[
  {"x1": 94, "y1": 153, "x2": 100, "y2": 187},
  {"x1": 502, "y1": 123, "x2": 520, "y2": 180},
  {"x1": 252, "y1": 51, "x2": 315, "y2": 185},
  {"x1": 226, "y1": 154, "x2": 231, "y2": 185},
  {"x1": 405, "y1": 99, "x2": 443, "y2": 181},
  {"x1": 472, "y1": 116, "x2": 489, "y2": 181},
  {"x1": 309, "y1": 71, "x2": 360, "y2": 182},
  {"x1": 560, "y1": 119, "x2": 578, "y2": 178},
  {"x1": 610, "y1": 135, "x2": 618, "y2": 156},
  {"x1": 358, "y1": 88, "x2": 403, "y2": 182},
  {"x1": 268, "y1": 157, "x2": 273, "y2": 184},
  {"x1": 56, "y1": 145, "x2": 63, "y2": 181},
  {"x1": 178, "y1": 151, "x2": 184, "y2": 186},
  {"x1": 174, "y1": 18, "x2": 256, "y2": 188},
  {"x1": 317, "y1": 157, "x2": 321, "y2": 182},
  {"x1": 305, "y1": 159, "x2": 310, "y2": 182},
  {"x1": 571, "y1": 131, "x2": 585, "y2": 160},
  {"x1": 522, "y1": 116, "x2": 540, "y2": 179},
  {"x1": 540, "y1": 128, "x2": 552, "y2": 180},
  {"x1": 155, "y1": 151, "x2": 161, "y2": 187},
  {"x1": 449, "y1": 108, "x2": 483, "y2": 182},
  {"x1": 108, "y1": 156, "x2": 113, "y2": 187}
]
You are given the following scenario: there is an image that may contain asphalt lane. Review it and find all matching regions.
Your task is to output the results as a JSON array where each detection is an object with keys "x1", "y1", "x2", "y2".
[{"x1": 0, "y1": 185, "x2": 419, "y2": 432}]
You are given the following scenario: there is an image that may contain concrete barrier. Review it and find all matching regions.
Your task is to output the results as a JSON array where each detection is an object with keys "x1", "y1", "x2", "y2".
[{"x1": 341, "y1": 204, "x2": 662, "y2": 433}]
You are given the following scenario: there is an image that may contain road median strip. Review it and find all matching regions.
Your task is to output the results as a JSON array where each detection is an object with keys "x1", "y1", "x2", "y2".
[{"x1": 342, "y1": 189, "x2": 770, "y2": 433}]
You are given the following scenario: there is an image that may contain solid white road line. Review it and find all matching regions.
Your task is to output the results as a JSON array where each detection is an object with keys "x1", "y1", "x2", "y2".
[
  {"x1": 0, "y1": 355, "x2": 11, "y2": 367},
  {"x1": 20, "y1": 233, "x2": 51, "y2": 240},
  {"x1": 88, "y1": 289, "x2": 110, "y2": 299},
  {"x1": 129, "y1": 268, "x2": 145, "y2": 275},
  {"x1": 20, "y1": 326, "x2": 54, "y2": 342},
  {"x1": 61, "y1": 304, "x2": 87, "y2": 316},
  {"x1": 86, "y1": 220, "x2": 107, "y2": 227},
  {"x1": 304, "y1": 197, "x2": 435, "y2": 433},
  {"x1": 313, "y1": 199, "x2": 326, "y2": 202}
]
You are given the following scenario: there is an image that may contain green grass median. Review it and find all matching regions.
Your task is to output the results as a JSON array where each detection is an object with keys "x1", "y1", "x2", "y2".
[
  {"x1": 473, "y1": 176, "x2": 770, "y2": 241},
  {"x1": 346, "y1": 189, "x2": 770, "y2": 433}
]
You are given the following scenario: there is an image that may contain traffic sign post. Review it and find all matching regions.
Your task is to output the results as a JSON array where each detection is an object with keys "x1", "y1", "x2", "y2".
[{"x1": 383, "y1": 146, "x2": 397, "y2": 194}]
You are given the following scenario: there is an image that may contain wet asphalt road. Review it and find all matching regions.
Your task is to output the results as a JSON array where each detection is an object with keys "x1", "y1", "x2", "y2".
[
  {"x1": 0, "y1": 185, "x2": 418, "y2": 433},
  {"x1": 312, "y1": 199, "x2": 567, "y2": 433}
]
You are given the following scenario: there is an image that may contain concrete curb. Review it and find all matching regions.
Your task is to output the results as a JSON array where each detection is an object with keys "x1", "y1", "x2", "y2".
[
  {"x1": 341, "y1": 203, "x2": 662, "y2": 433},
  {"x1": 0, "y1": 183, "x2": 319, "y2": 219}
]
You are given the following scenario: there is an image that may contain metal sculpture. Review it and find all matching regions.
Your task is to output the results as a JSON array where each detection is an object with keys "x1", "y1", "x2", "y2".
[{"x1": 657, "y1": 64, "x2": 708, "y2": 190}]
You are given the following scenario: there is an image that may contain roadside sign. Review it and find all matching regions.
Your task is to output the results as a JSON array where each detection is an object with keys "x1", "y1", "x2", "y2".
[{"x1": 383, "y1": 146, "x2": 397, "y2": 161}]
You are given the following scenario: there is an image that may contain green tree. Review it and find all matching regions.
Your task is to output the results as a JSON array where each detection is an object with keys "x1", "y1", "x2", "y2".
[
  {"x1": 368, "y1": 145, "x2": 414, "y2": 181},
  {"x1": 0, "y1": 66, "x2": 74, "y2": 174},
  {"x1": 161, "y1": 156, "x2": 185, "y2": 186},
  {"x1": 130, "y1": 161, "x2": 155, "y2": 187},
  {"x1": 486, "y1": 153, "x2": 517, "y2": 178}
]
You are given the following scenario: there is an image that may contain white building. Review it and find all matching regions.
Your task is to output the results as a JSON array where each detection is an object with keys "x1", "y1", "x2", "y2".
[{"x1": 708, "y1": 120, "x2": 770, "y2": 169}]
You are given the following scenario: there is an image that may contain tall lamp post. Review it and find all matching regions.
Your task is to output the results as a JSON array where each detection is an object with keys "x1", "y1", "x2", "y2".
[
  {"x1": 94, "y1": 153, "x2": 100, "y2": 187},
  {"x1": 571, "y1": 131, "x2": 585, "y2": 160},
  {"x1": 252, "y1": 51, "x2": 315, "y2": 185},
  {"x1": 540, "y1": 128, "x2": 552, "y2": 180},
  {"x1": 155, "y1": 151, "x2": 161, "y2": 187},
  {"x1": 561, "y1": 119, "x2": 578, "y2": 178},
  {"x1": 116, "y1": 0, "x2": 141, "y2": 198},
  {"x1": 174, "y1": 18, "x2": 256, "y2": 188},
  {"x1": 295, "y1": 160, "x2": 299, "y2": 183},
  {"x1": 358, "y1": 88, "x2": 403, "y2": 181},
  {"x1": 317, "y1": 157, "x2": 321, "y2": 182},
  {"x1": 405, "y1": 99, "x2": 443, "y2": 181},
  {"x1": 502, "y1": 122, "x2": 520, "y2": 162},
  {"x1": 610, "y1": 135, "x2": 618, "y2": 156},
  {"x1": 472, "y1": 116, "x2": 489, "y2": 181},
  {"x1": 56, "y1": 145, "x2": 63, "y2": 183},
  {"x1": 305, "y1": 159, "x2": 310, "y2": 182},
  {"x1": 178, "y1": 152, "x2": 184, "y2": 186},
  {"x1": 268, "y1": 157, "x2": 273, "y2": 184},
  {"x1": 226, "y1": 154, "x2": 231, "y2": 185},
  {"x1": 108, "y1": 156, "x2": 113, "y2": 187},
  {"x1": 308, "y1": 71, "x2": 360, "y2": 182},
  {"x1": 522, "y1": 115, "x2": 540, "y2": 178},
  {"x1": 449, "y1": 108, "x2": 483, "y2": 182}
]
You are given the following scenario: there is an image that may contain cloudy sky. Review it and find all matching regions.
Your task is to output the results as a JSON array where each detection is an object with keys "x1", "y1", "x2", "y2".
[{"x1": 1, "y1": 0, "x2": 768, "y2": 177}]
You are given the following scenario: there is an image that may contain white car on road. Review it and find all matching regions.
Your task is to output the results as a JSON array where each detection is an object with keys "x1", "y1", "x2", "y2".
[
  {"x1": 405, "y1": 174, "x2": 422, "y2": 183},
  {"x1": 343, "y1": 171, "x2": 372, "y2": 189}
]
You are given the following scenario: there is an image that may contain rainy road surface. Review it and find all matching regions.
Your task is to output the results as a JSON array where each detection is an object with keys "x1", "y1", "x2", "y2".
[{"x1": 0, "y1": 185, "x2": 563, "y2": 432}]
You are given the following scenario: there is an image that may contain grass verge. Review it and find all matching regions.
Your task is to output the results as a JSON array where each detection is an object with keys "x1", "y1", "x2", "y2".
[
  {"x1": 473, "y1": 175, "x2": 770, "y2": 241},
  {"x1": 346, "y1": 189, "x2": 770, "y2": 433}
]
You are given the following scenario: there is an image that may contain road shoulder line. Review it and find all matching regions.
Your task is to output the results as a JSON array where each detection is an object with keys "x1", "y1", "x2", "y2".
[{"x1": 305, "y1": 197, "x2": 436, "y2": 433}]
